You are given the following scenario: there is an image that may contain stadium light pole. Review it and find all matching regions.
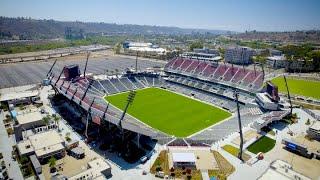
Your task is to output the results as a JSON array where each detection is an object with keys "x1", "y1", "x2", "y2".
[
  {"x1": 84, "y1": 51, "x2": 90, "y2": 78},
  {"x1": 234, "y1": 91, "x2": 244, "y2": 162},
  {"x1": 85, "y1": 97, "x2": 96, "y2": 139},
  {"x1": 135, "y1": 51, "x2": 138, "y2": 72},
  {"x1": 46, "y1": 59, "x2": 57, "y2": 78},
  {"x1": 119, "y1": 90, "x2": 136, "y2": 141},
  {"x1": 283, "y1": 75, "x2": 293, "y2": 115}
]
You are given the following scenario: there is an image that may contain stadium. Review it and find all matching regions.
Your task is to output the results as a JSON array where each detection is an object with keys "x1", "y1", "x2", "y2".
[{"x1": 47, "y1": 56, "x2": 291, "y2": 163}]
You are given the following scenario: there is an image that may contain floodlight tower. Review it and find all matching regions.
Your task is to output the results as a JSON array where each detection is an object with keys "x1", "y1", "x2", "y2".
[
  {"x1": 85, "y1": 97, "x2": 96, "y2": 139},
  {"x1": 234, "y1": 91, "x2": 244, "y2": 161},
  {"x1": 84, "y1": 51, "x2": 90, "y2": 78},
  {"x1": 119, "y1": 90, "x2": 136, "y2": 141},
  {"x1": 283, "y1": 75, "x2": 293, "y2": 115},
  {"x1": 135, "y1": 51, "x2": 139, "y2": 72},
  {"x1": 46, "y1": 59, "x2": 57, "y2": 77}
]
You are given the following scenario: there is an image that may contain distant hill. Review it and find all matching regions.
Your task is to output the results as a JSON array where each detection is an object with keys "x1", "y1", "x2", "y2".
[
  {"x1": 0, "y1": 16, "x2": 233, "y2": 40},
  {"x1": 230, "y1": 30, "x2": 320, "y2": 44}
]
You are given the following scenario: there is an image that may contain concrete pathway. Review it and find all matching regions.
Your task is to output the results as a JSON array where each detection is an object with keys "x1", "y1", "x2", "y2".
[
  {"x1": 0, "y1": 110, "x2": 24, "y2": 180},
  {"x1": 201, "y1": 169, "x2": 210, "y2": 180}
]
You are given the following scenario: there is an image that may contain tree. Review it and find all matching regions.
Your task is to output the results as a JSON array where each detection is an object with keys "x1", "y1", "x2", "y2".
[
  {"x1": 307, "y1": 51, "x2": 320, "y2": 71},
  {"x1": 218, "y1": 47, "x2": 225, "y2": 59},
  {"x1": 189, "y1": 41, "x2": 203, "y2": 51},
  {"x1": 306, "y1": 119, "x2": 311, "y2": 125},
  {"x1": 65, "y1": 132, "x2": 71, "y2": 142},
  {"x1": 48, "y1": 156, "x2": 56, "y2": 168},
  {"x1": 113, "y1": 43, "x2": 121, "y2": 54},
  {"x1": 52, "y1": 114, "x2": 60, "y2": 131},
  {"x1": 42, "y1": 115, "x2": 51, "y2": 125}
]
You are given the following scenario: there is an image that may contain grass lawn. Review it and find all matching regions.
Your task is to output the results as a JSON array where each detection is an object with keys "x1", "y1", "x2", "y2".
[
  {"x1": 222, "y1": 145, "x2": 251, "y2": 161},
  {"x1": 105, "y1": 87, "x2": 231, "y2": 137},
  {"x1": 247, "y1": 136, "x2": 276, "y2": 154},
  {"x1": 270, "y1": 76, "x2": 320, "y2": 99}
]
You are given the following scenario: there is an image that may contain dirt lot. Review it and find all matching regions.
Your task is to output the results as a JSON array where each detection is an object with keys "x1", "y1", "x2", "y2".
[{"x1": 264, "y1": 134, "x2": 320, "y2": 180}]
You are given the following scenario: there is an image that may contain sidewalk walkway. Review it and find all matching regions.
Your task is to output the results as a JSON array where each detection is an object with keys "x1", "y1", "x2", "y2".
[
  {"x1": 201, "y1": 169, "x2": 210, "y2": 180},
  {"x1": 0, "y1": 111, "x2": 24, "y2": 180}
]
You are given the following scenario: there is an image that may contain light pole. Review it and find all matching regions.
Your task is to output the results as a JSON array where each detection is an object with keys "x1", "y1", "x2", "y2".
[
  {"x1": 234, "y1": 91, "x2": 244, "y2": 161},
  {"x1": 119, "y1": 90, "x2": 136, "y2": 141}
]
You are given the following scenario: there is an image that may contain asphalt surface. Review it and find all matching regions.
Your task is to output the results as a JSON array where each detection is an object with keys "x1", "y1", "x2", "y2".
[{"x1": 0, "y1": 57, "x2": 165, "y2": 89}]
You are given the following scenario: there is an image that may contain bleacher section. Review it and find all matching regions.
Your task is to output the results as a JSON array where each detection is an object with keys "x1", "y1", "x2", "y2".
[
  {"x1": 164, "y1": 57, "x2": 264, "y2": 91},
  {"x1": 166, "y1": 75, "x2": 255, "y2": 106}
]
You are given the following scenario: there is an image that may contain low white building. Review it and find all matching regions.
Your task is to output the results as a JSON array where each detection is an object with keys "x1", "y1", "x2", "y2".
[
  {"x1": 307, "y1": 121, "x2": 320, "y2": 140},
  {"x1": 267, "y1": 55, "x2": 287, "y2": 69},
  {"x1": 172, "y1": 152, "x2": 196, "y2": 167},
  {"x1": 258, "y1": 160, "x2": 311, "y2": 180},
  {"x1": 17, "y1": 130, "x2": 65, "y2": 162},
  {"x1": 123, "y1": 41, "x2": 166, "y2": 55},
  {"x1": 68, "y1": 158, "x2": 111, "y2": 180}
]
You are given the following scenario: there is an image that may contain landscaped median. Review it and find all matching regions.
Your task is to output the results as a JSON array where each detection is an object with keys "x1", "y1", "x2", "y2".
[
  {"x1": 222, "y1": 144, "x2": 251, "y2": 161},
  {"x1": 247, "y1": 136, "x2": 276, "y2": 154}
]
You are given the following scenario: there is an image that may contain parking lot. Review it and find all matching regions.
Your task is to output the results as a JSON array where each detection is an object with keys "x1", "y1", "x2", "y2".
[{"x1": 0, "y1": 55, "x2": 165, "y2": 89}]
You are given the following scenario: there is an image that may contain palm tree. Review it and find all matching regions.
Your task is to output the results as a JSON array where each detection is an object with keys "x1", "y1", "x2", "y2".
[
  {"x1": 42, "y1": 115, "x2": 51, "y2": 125},
  {"x1": 52, "y1": 114, "x2": 60, "y2": 131},
  {"x1": 48, "y1": 156, "x2": 56, "y2": 169}
]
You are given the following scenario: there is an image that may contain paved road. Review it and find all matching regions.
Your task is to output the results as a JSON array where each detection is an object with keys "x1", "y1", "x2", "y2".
[
  {"x1": 0, "y1": 57, "x2": 165, "y2": 89},
  {"x1": 0, "y1": 111, "x2": 24, "y2": 180}
]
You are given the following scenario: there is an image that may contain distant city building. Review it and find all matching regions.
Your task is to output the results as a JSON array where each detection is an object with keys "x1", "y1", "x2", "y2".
[
  {"x1": 270, "y1": 49, "x2": 283, "y2": 56},
  {"x1": 181, "y1": 52, "x2": 222, "y2": 62},
  {"x1": 225, "y1": 46, "x2": 254, "y2": 65},
  {"x1": 267, "y1": 55, "x2": 287, "y2": 69},
  {"x1": 122, "y1": 41, "x2": 166, "y2": 55},
  {"x1": 193, "y1": 48, "x2": 219, "y2": 55},
  {"x1": 181, "y1": 48, "x2": 221, "y2": 61}
]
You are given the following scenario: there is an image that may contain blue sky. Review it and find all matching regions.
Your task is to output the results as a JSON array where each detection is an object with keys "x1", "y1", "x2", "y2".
[{"x1": 0, "y1": 0, "x2": 319, "y2": 32}]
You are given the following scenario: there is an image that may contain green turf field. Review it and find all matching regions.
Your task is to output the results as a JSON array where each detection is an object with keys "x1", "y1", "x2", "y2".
[
  {"x1": 271, "y1": 76, "x2": 320, "y2": 99},
  {"x1": 105, "y1": 88, "x2": 231, "y2": 137},
  {"x1": 247, "y1": 136, "x2": 276, "y2": 154}
]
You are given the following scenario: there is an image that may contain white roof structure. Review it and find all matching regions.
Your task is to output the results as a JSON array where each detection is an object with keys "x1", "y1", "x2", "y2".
[
  {"x1": 309, "y1": 121, "x2": 320, "y2": 131},
  {"x1": 258, "y1": 160, "x2": 311, "y2": 180},
  {"x1": 267, "y1": 55, "x2": 286, "y2": 61},
  {"x1": 16, "y1": 111, "x2": 44, "y2": 125},
  {"x1": 172, "y1": 152, "x2": 196, "y2": 163},
  {"x1": 128, "y1": 46, "x2": 166, "y2": 54},
  {"x1": 17, "y1": 130, "x2": 65, "y2": 158},
  {"x1": 256, "y1": 93, "x2": 273, "y2": 103},
  {"x1": 68, "y1": 158, "x2": 111, "y2": 180},
  {"x1": 0, "y1": 90, "x2": 39, "y2": 102}
]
